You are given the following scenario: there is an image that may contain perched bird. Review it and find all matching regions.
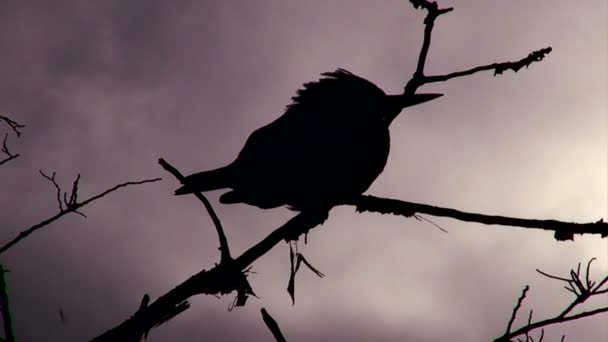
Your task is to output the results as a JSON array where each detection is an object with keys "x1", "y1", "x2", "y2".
[{"x1": 175, "y1": 69, "x2": 441, "y2": 211}]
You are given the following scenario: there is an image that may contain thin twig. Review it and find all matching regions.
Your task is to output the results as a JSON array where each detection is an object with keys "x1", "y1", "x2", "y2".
[
  {"x1": 0, "y1": 116, "x2": 24, "y2": 137},
  {"x1": 159, "y1": 158, "x2": 232, "y2": 263},
  {"x1": 404, "y1": 1, "x2": 453, "y2": 94},
  {"x1": 0, "y1": 176, "x2": 162, "y2": 255},
  {"x1": 0, "y1": 266, "x2": 14, "y2": 342},
  {"x1": 413, "y1": 214, "x2": 448, "y2": 233},
  {"x1": 424, "y1": 47, "x2": 553, "y2": 84},
  {"x1": 505, "y1": 286, "x2": 529, "y2": 335},
  {"x1": 261, "y1": 308, "x2": 287, "y2": 342},
  {"x1": 497, "y1": 259, "x2": 608, "y2": 341},
  {"x1": 403, "y1": 1, "x2": 550, "y2": 95},
  {"x1": 0, "y1": 116, "x2": 24, "y2": 166},
  {"x1": 39, "y1": 170, "x2": 64, "y2": 211},
  {"x1": 507, "y1": 307, "x2": 608, "y2": 339},
  {"x1": 0, "y1": 134, "x2": 19, "y2": 166},
  {"x1": 0, "y1": 155, "x2": 18, "y2": 167}
]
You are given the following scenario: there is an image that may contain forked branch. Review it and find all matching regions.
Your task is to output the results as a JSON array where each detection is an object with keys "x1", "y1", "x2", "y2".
[
  {"x1": 494, "y1": 258, "x2": 608, "y2": 341},
  {"x1": 159, "y1": 158, "x2": 232, "y2": 263},
  {"x1": 0, "y1": 116, "x2": 24, "y2": 166},
  {"x1": 404, "y1": 0, "x2": 551, "y2": 94},
  {"x1": 0, "y1": 174, "x2": 162, "y2": 255}
]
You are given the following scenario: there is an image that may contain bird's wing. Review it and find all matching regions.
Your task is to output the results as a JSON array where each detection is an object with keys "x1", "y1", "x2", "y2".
[{"x1": 232, "y1": 69, "x2": 386, "y2": 184}]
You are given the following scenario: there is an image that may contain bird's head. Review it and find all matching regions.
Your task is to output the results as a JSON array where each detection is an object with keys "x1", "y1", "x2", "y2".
[{"x1": 384, "y1": 93, "x2": 443, "y2": 124}]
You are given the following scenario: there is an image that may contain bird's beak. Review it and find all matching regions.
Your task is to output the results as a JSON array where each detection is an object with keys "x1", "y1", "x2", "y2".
[{"x1": 402, "y1": 93, "x2": 443, "y2": 108}]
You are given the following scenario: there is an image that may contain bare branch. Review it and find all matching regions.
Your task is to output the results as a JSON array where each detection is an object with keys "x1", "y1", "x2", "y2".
[
  {"x1": 496, "y1": 259, "x2": 608, "y2": 341},
  {"x1": 67, "y1": 173, "x2": 81, "y2": 208},
  {"x1": 507, "y1": 307, "x2": 608, "y2": 340},
  {"x1": 39, "y1": 170, "x2": 64, "y2": 211},
  {"x1": 424, "y1": 48, "x2": 553, "y2": 84},
  {"x1": 287, "y1": 243, "x2": 325, "y2": 304},
  {"x1": 0, "y1": 156, "x2": 19, "y2": 167},
  {"x1": 0, "y1": 134, "x2": 19, "y2": 166},
  {"x1": 535, "y1": 269, "x2": 570, "y2": 283},
  {"x1": 404, "y1": 1, "x2": 453, "y2": 94},
  {"x1": 505, "y1": 285, "x2": 529, "y2": 335},
  {"x1": 159, "y1": 158, "x2": 232, "y2": 263},
  {"x1": 413, "y1": 2, "x2": 453, "y2": 72},
  {"x1": 349, "y1": 195, "x2": 607, "y2": 241},
  {"x1": 403, "y1": 1, "x2": 550, "y2": 95},
  {"x1": 0, "y1": 266, "x2": 14, "y2": 342},
  {"x1": 0, "y1": 116, "x2": 24, "y2": 137},
  {"x1": 0, "y1": 176, "x2": 162, "y2": 256},
  {"x1": 593, "y1": 274, "x2": 608, "y2": 293},
  {"x1": 0, "y1": 116, "x2": 24, "y2": 166},
  {"x1": 261, "y1": 308, "x2": 287, "y2": 342}
]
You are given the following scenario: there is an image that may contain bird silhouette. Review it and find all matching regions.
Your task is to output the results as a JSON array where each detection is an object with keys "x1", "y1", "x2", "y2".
[{"x1": 175, "y1": 69, "x2": 441, "y2": 211}]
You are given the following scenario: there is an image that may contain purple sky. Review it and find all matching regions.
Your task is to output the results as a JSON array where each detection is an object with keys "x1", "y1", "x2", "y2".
[{"x1": 1, "y1": 1, "x2": 606, "y2": 341}]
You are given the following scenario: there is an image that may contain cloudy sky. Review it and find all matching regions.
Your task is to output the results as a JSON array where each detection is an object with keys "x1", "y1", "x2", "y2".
[{"x1": 1, "y1": 0, "x2": 606, "y2": 341}]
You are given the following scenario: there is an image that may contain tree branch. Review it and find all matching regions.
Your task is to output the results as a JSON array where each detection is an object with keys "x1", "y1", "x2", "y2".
[
  {"x1": 424, "y1": 47, "x2": 553, "y2": 84},
  {"x1": 261, "y1": 308, "x2": 287, "y2": 342},
  {"x1": 505, "y1": 285, "x2": 529, "y2": 336},
  {"x1": 349, "y1": 195, "x2": 607, "y2": 241},
  {"x1": 0, "y1": 176, "x2": 162, "y2": 256},
  {"x1": 403, "y1": 0, "x2": 551, "y2": 95},
  {"x1": 159, "y1": 158, "x2": 232, "y2": 263},
  {"x1": 0, "y1": 266, "x2": 14, "y2": 342},
  {"x1": 495, "y1": 259, "x2": 608, "y2": 341},
  {"x1": 0, "y1": 116, "x2": 24, "y2": 167},
  {"x1": 411, "y1": 2, "x2": 453, "y2": 77},
  {"x1": 405, "y1": 0, "x2": 453, "y2": 94},
  {"x1": 0, "y1": 116, "x2": 24, "y2": 138},
  {"x1": 0, "y1": 134, "x2": 19, "y2": 167}
]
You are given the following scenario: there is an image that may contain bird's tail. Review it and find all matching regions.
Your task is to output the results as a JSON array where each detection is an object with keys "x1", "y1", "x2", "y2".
[{"x1": 174, "y1": 165, "x2": 233, "y2": 195}]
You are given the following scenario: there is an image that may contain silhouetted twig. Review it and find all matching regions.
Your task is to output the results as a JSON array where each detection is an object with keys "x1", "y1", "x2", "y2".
[
  {"x1": 405, "y1": 0, "x2": 453, "y2": 94},
  {"x1": 0, "y1": 116, "x2": 24, "y2": 166},
  {"x1": 261, "y1": 308, "x2": 287, "y2": 342},
  {"x1": 425, "y1": 47, "x2": 553, "y2": 84},
  {"x1": 0, "y1": 135, "x2": 18, "y2": 167},
  {"x1": 0, "y1": 175, "x2": 162, "y2": 255},
  {"x1": 0, "y1": 265, "x2": 14, "y2": 342},
  {"x1": 494, "y1": 259, "x2": 608, "y2": 341},
  {"x1": 403, "y1": 0, "x2": 551, "y2": 95},
  {"x1": 350, "y1": 195, "x2": 608, "y2": 241},
  {"x1": 505, "y1": 285, "x2": 529, "y2": 336},
  {"x1": 0, "y1": 116, "x2": 24, "y2": 137},
  {"x1": 287, "y1": 242, "x2": 325, "y2": 304},
  {"x1": 159, "y1": 158, "x2": 232, "y2": 263}
]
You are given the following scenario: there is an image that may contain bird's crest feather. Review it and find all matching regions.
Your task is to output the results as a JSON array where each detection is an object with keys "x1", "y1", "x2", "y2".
[{"x1": 287, "y1": 68, "x2": 385, "y2": 110}]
